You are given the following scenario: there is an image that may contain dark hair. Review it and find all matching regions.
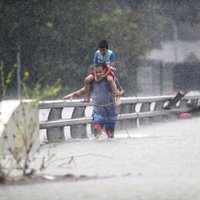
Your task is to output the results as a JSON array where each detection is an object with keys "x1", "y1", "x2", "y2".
[
  {"x1": 98, "y1": 40, "x2": 108, "y2": 49},
  {"x1": 95, "y1": 62, "x2": 106, "y2": 69}
]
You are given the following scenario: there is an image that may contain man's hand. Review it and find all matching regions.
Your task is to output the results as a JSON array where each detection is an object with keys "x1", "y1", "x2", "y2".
[{"x1": 62, "y1": 93, "x2": 74, "y2": 101}]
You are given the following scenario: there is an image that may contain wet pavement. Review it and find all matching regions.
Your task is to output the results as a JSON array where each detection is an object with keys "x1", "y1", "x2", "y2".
[{"x1": 1, "y1": 117, "x2": 200, "y2": 200}]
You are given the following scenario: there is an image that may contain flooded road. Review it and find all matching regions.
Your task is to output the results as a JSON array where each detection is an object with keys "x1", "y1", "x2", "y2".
[{"x1": 1, "y1": 117, "x2": 200, "y2": 200}]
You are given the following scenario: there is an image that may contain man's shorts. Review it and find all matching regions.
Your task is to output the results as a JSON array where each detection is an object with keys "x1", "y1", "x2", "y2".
[{"x1": 92, "y1": 112, "x2": 116, "y2": 132}]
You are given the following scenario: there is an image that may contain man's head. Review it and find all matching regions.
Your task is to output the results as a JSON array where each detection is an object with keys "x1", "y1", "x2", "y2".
[
  {"x1": 94, "y1": 64, "x2": 106, "y2": 80},
  {"x1": 98, "y1": 40, "x2": 108, "y2": 54}
]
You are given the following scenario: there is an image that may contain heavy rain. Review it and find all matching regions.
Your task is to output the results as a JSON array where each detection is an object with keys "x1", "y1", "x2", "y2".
[{"x1": 1, "y1": 1, "x2": 200, "y2": 199}]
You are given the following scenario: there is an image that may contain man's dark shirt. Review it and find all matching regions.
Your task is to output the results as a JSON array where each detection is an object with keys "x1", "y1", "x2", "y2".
[{"x1": 90, "y1": 78, "x2": 122, "y2": 117}]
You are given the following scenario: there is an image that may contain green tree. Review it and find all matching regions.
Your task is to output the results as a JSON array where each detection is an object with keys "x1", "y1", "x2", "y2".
[{"x1": 1, "y1": 1, "x2": 200, "y2": 97}]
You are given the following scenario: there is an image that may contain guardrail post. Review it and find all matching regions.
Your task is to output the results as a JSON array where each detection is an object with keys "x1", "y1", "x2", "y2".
[
  {"x1": 130, "y1": 103, "x2": 137, "y2": 127},
  {"x1": 117, "y1": 103, "x2": 137, "y2": 130},
  {"x1": 47, "y1": 108, "x2": 64, "y2": 142},
  {"x1": 152, "y1": 101, "x2": 165, "y2": 122},
  {"x1": 188, "y1": 99, "x2": 199, "y2": 109},
  {"x1": 70, "y1": 106, "x2": 87, "y2": 138},
  {"x1": 179, "y1": 99, "x2": 189, "y2": 109},
  {"x1": 139, "y1": 102, "x2": 151, "y2": 126}
]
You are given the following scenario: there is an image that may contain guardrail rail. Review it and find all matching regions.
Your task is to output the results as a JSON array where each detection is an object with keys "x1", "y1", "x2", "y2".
[{"x1": 39, "y1": 94, "x2": 200, "y2": 142}]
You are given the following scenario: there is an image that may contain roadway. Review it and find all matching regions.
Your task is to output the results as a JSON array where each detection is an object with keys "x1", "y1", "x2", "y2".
[{"x1": 1, "y1": 117, "x2": 200, "y2": 200}]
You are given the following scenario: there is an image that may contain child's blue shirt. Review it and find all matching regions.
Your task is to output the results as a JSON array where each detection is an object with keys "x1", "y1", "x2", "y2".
[{"x1": 93, "y1": 50, "x2": 115, "y2": 65}]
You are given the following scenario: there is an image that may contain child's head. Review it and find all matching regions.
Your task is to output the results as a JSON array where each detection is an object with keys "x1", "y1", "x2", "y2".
[
  {"x1": 98, "y1": 40, "x2": 108, "y2": 54},
  {"x1": 98, "y1": 40, "x2": 109, "y2": 49}
]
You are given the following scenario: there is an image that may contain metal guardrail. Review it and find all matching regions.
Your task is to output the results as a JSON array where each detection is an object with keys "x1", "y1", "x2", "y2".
[{"x1": 39, "y1": 94, "x2": 200, "y2": 142}]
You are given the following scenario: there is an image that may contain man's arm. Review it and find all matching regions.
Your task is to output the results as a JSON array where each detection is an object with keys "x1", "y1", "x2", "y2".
[
  {"x1": 63, "y1": 87, "x2": 86, "y2": 100},
  {"x1": 115, "y1": 78, "x2": 124, "y2": 96}
]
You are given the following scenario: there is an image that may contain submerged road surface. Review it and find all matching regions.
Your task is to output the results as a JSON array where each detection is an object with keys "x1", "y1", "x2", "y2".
[{"x1": 1, "y1": 117, "x2": 200, "y2": 200}]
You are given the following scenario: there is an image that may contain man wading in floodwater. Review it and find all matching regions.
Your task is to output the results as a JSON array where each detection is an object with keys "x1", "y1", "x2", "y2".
[{"x1": 63, "y1": 63, "x2": 124, "y2": 138}]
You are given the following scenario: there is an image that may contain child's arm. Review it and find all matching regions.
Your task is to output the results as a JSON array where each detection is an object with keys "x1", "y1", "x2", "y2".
[
  {"x1": 102, "y1": 67, "x2": 111, "y2": 78},
  {"x1": 109, "y1": 62, "x2": 115, "y2": 69},
  {"x1": 100, "y1": 62, "x2": 115, "y2": 78}
]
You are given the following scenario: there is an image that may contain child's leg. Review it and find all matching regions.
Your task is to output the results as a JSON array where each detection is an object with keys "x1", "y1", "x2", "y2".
[
  {"x1": 106, "y1": 76, "x2": 122, "y2": 106},
  {"x1": 106, "y1": 76, "x2": 121, "y2": 96},
  {"x1": 84, "y1": 74, "x2": 94, "y2": 102}
]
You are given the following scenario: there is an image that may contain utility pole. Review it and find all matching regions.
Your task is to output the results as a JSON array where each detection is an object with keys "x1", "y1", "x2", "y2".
[{"x1": 17, "y1": 50, "x2": 21, "y2": 99}]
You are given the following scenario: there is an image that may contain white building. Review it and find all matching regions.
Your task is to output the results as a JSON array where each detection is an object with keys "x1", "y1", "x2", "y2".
[
  {"x1": 146, "y1": 40, "x2": 200, "y2": 63},
  {"x1": 137, "y1": 40, "x2": 200, "y2": 96}
]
